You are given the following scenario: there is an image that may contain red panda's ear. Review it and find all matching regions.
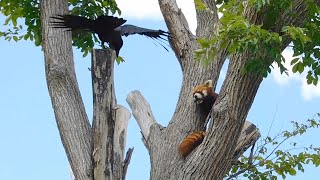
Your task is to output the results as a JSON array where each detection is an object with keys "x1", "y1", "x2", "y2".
[{"x1": 204, "y1": 80, "x2": 213, "y2": 87}]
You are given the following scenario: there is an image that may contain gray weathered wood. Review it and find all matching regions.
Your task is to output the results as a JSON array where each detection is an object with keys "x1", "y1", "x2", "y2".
[
  {"x1": 91, "y1": 49, "x2": 132, "y2": 180},
  {"x1": 234, "y1": 121, "x2": 260, "y2": 160},
  {"x1": 114, "y1": 105, "x2": 131, "y2": 162},
  {"x1": 91, "y1": 49, "x2": 116, "y2": 180},
  {"x1": 40, "y1": 1, "x2": 92, "y2": 180},
  {"x1": 122, "y1": 147, "x2": 134, "y2": 180},
  {"x1": 127, "y1": 91, "x2": 157, "y2": 140},
  {"x1": 114, "y1": 105, "x2": 131, "y2": 180}
]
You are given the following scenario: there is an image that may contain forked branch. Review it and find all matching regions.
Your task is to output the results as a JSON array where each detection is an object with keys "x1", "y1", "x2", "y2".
[{"x1": 126, "y1": 91, "x2": 157, "y2": 141}]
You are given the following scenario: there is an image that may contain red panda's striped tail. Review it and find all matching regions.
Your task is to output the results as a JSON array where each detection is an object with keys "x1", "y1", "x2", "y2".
[{"x1": 178, "y1": 131, "x2": 207, "y2": 158}]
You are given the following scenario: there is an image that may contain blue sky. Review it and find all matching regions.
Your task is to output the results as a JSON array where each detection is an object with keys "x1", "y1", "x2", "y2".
[{"x1": 1, "y1": 1, "x2": 320, "y2": 179}]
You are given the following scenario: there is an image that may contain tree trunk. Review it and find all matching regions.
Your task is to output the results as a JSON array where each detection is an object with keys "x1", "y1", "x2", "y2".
[
  {"x1": 40, "y1": 1, "x2": 92, "y2": 179},
  {"x1": 91, "y1": 49, "x2": 132, "y2": 180},
  {"x1": 40, "y1": 1, "x2": 132, "y2": 178}
]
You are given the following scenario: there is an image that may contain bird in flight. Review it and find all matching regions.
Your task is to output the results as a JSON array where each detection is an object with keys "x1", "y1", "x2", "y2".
[{"x1": 50, "y1": 14, "x2": 171, "y2": 56}]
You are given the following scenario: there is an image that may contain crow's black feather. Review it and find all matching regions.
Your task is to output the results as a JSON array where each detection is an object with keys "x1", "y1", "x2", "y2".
[{"x1": 50, "y1": 14, "x2": 170, "y2": 56}]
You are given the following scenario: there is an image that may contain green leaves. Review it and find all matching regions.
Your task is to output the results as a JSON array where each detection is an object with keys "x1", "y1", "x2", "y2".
[
  {"x1": 292, "y1": 62, "x2": 304, "y2": 74},
  {"x1": 0, "y1": 0, "x2": 120, "y2": 57},
  {"x1": 64, "y1": 0, "x2": 121, "y2": 55},
  {"x1": 195, "y1": 0, "x2": 320, "y2": 85},
  {"x1": 0, "y1": 0, "x2": 41, "y2": 46},
  {"x1": 194, "y1": 0, "x2": 207, "y2": 11},
  {"x1": 281, "y1": 18, "x2": 320, "y2": 85},
  {"x1": 195, "y1": 11, "x2": 284, "y2": 77},
  {"x1": 226, "y1": 114, "x2": 320, "y2": 179},
  {"x1": 116, "y1": 56, "x2": 125, "y2": 65}
]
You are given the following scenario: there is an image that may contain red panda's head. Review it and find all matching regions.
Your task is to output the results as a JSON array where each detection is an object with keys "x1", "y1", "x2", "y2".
[{"x1": 192, "y1": 80, "x2": 213, "y2": 104}]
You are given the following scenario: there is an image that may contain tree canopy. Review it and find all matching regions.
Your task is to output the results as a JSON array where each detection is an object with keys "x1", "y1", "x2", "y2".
[
  {"x1": 195, "y1": 0, "x2": 320, "y2": 85},
  {"x1": 0, "y1": 0, "x2": 120, "y2": 56}
]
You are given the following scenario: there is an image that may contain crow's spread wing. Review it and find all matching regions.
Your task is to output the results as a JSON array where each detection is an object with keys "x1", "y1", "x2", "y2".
[
  {"x1": 115, "y1": 24, "x2": 171, "y2": 51},
  {"x1": 50, "y1": 15, "x2": 126, "y2": 33},
  {"x1": 95, "y1": 15, "x2": 126, "y2": 30},
  {"x1": 50, "y1": 15, "x2": 96, "y2": 32}
]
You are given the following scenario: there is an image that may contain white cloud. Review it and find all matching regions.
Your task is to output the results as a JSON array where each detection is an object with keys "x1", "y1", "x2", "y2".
[
  {"x1": 272, "y1": 47, "x2": 320, "y2": 101},
  {"x1": 301, "y1": 78, "x2": 320, "y2": 101},
  {"x1": 116, "y1": 0, "x2": 162, "y2": 19},
  {"x1": 116, "y1": 0, "x2": 197, "y2": 33},
  {"x1": 176, "y1": 0, "x2": 197, "y2": 33},
  {"x1": 271, "y1": 47, "x2": 300, "y2": 85}
]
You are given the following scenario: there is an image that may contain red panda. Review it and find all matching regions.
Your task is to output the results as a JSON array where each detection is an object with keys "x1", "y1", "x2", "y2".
[
  {"x1": 177, "y1": 80, "x2": 218, "y2": 158},
  {"x1": 192, "y1": 80, "x2": 218, "y2": 115},
  {"x1": 178, "y1": 131, "x2": 207, "y2": 158}
]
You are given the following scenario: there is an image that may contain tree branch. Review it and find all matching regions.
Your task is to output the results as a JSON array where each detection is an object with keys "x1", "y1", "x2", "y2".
[
  {"x1": 122, "y1": 147, "x2": 134, "y2": 180},
  {"x1": 114, "y1": 105, "x2": 132, "y2": 179},
  {"x1": 195, "y1": 0, "x2": 219, "y2": 37},
  {"x1": 40, "y1": 1, "x2": 92, "y2": 179},
  {"x1": 114, "y1": 105, "x2": 131, "y2": 160},
  {"x1": 158, "y1": 0, "x2": 196, "y2": 69},
  {"x1": 234, "y1": 121, "x2": 260, "y2": 161},
  {"x1": 126, "y1": 91, "x2": 157, "y2": 141},
  {"x1": 158, "y1": 0, "x2": 228, "y2": 136}
]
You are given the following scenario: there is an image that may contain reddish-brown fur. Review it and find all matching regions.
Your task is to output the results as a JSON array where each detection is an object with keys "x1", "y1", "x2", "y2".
[
  {"x1": 192, "y1": 82, "x2": 214, "y2": 95},
  {"x1": 192, "y1": 80, "x2": 219, "y2": 115},
  {"x1": 177, "y1": 80, "x2": 219, "y2": 158},
  {"x1": 178, "y1": 131, "x2": 207, "y2": 158}
]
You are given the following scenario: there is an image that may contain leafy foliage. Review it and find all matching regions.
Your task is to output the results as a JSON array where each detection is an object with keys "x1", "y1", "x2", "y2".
[
  {"x1": 195, "y1": 0, "x2": 320, "y2": 84},
  {"x1": 226, "y1": 114, "x2": 320, "y2": 179},
  {"x1": 0, "y1": 0, "x2": 120, "y2": 57}
]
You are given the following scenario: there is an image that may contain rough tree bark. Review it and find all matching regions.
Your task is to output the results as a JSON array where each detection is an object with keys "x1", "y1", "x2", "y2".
[
  {"x1": 40, "y1": 1, "x2": 131, "y2": 179},
  {"x1": 40, "y1": 1, "x2": 92, "y2": 179}
]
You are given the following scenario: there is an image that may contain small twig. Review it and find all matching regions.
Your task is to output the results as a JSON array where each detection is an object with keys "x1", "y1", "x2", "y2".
[
  {"x1": 122, "y1": 147, "x2": 134, "y2": 180},
  {"x1": 253, "y1": 132, "x2": 282, "y2": 160},
  {"x1": 265, "y1": 136, "x2": 289, "y2": 161},
  {"x1": 226, "y1": 164, "x2": 251, "y2": 180},
  {"x1": 267, "y1": 106, "x2": 278, "y2": 138},
  {"x1": 266, "y1": 146, "x2": 310, "y2": 162},
  {"x1": 248, "y1": 143, "x2": 255, "y2": 165}
]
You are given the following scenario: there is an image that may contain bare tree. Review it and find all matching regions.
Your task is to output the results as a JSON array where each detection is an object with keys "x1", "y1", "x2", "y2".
[{"x1": 39, "y1": 0, "x2": 318, "y2": 179}]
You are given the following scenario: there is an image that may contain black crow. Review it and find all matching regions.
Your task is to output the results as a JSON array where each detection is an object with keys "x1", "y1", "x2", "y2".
[{"x1": 50, "y1": 15, "x2": 170, "y2": 56}]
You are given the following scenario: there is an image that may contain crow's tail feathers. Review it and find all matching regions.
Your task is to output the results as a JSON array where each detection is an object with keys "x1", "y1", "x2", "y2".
[
  {"x1": 148, "y1": 36, "x2": 171, "y2": 52},
  {"x1": 118, "y1": 25, "x2": 171, "y2": 39},
  {"x1": 147, "y1": 30, "x2": 171, "y2": 52},
  {"x1": 117, "y1": 24, "x2": 171, "y2": 51},
  {"x1": 49, "y1": 14, "x2": 95, "y2": 32}
]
